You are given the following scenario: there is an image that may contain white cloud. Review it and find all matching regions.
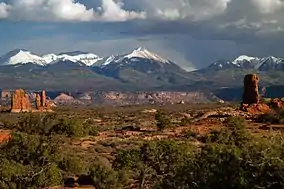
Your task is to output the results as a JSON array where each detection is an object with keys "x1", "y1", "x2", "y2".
[
  {"x1": 152, "y1": 0, "x2": 231, "y2": 21},
  {"x1": 0, "y1": 2, "x2": 10, "y2": 19},
  {"x1": 2, "y1": 0, "x2": 146, "y2": 22},
  {"x1": 100, "y1": 0, "x2": 146, "y2": 21},
  {"x1": 251, "y1": 0, "x2": 284, "y2": 13}
]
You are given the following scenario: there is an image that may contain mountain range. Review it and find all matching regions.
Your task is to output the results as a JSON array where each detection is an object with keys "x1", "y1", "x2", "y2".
[
  {"x1": 0, "y1": 48, "x2": 284, "y2": 92},
  {"x1": 207, "y1": 55, "x2": 284, "y2": 71}
]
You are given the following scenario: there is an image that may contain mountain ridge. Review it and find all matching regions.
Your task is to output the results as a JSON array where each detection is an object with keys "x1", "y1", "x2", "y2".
[
  {"x1": 0, "y1": 47, "x2": 177, "y2": 68},
  {"x1": 207, "y1": 55, "x2": 284, "y2": 71}
]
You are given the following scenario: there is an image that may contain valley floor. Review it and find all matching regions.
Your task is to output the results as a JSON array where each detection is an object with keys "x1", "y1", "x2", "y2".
[{"x1": 0, "y1": 103, "x2": 283, "y2": 189}]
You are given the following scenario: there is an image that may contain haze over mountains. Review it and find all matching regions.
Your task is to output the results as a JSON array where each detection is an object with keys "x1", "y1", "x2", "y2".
[{"x1": 0, "y1": 47, "x2": 284, "y2": 93}]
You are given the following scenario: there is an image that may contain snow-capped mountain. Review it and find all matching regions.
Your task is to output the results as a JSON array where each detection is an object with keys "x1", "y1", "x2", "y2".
[
  {"x1": 0, "y1": 49, "x2": 46, "y2": 66},
  {"x1": 95, "y1": 47, "x2": 185, "y2": 75},
  {"x1": 0, "y1": 47, "x2": 174, "y2": 68},
  {"x1": 43, "y1": 52, "x2": 103, "y2": 66},
  {"x1": 124, "y1": 47, "x2": 170, "y2": 64},
  {"x1": 0, "y1": 49, "x2": 103, "y2": 67},
  {"x1": 208, "y1": 55, "x2": 284, "y2": 71}
]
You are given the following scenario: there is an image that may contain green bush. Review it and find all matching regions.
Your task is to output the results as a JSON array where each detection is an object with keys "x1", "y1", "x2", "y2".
[
  {"x1": 258, "y1": 113, "x2": 279, "y2": 124},
  {"x1": 155, "y1": 111, "x2": 171, "y2": 131},
  {"x1": 11, "y1": 113, "x2": 97, "y2": 137},
  {"x1": 258, "y1": 109, "x2": 284, "y2": 124},
  {"x1": 180, "y1": 117, "x2": 192, "y2": 126},
  {"x1": 157, "y1": 136, "x2": 284, "y2": 189},
  {"x1": 89, "y1": 163, "x2": 121, "y2": 189},
  {"x1": 183, "y1": 129, "x2": 197, "y2": 139},
  {"x1": 51, "y1": 118, "x2": 88, "y2": 137},
  {"x1": 59, "y1": 155, "x2": 86, "y2": 175},
  {"x1": 0, "y1": 133, "x2": 63, "y2": 188},
  {"x1": 114, "y1": 140, "x2": 195, "y2": 188}
]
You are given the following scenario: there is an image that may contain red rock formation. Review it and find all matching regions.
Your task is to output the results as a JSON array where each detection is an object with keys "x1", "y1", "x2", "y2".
[
  {"x1": 33, "y1": 90, "x2": 53, "y2": 112},
  {"x1": 11, "y1": 89, "x2": 53, "y2": 113},
  {"x1": 240, "y1": 74, "x2": 272, "y2": 114},
  {"x1": 11, "y1": 89, "x2": 32, "y2": 113},
  {"x1": 245, "y1": 103, "x2": 271, "y2": 115},
  {"x1": 35, "y1": 93, "x2": 41, "y2": 109},
  {"x1": 41, "y1": 90, "x2": 46, "y2": 107},
  {"x1": 242, "y1": 74, "x2": 260, "y2": 105}
]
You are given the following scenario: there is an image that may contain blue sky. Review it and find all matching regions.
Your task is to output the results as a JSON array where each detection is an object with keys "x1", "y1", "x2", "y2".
[{"x1": 0, "y1": 0, "x2": 284, "y2": 70}]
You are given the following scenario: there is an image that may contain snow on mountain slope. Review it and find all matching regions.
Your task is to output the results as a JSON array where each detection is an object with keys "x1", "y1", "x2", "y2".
[
  {"x1": 43, "y1": 52, "x2": 103, "y2": 66},
  {"x1": 0, "y1": 49, "x2": 46, "y2": 66},
  {"x1": 124, "y1": 47, "x2": 170, "y2": 64},
  {"x1": 0, "y1": 50, "x2": 103, "y2": 67},
  {"x1": 209, "y1": 55, "x2": 284, "y2": 71},
  {"x1": 0, "y1": 47, "x2": 174, "y2": 68},
  {"x1": 232, "y1": 55, "x2": 259, "y2": 65}
]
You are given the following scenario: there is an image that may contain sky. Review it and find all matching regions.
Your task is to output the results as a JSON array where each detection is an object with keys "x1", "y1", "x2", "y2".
[{"x1": 0, "y1": 0, "x2": 284, "y2": 70}]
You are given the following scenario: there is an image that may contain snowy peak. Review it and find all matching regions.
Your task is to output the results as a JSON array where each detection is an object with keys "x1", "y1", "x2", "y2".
[
  {"x1": 232, "y1": 55, "x2": 259, "y2": 65},
  {"x1": 0, "y1": 47, "x2": 175, "y2": 69},
  {"x1": 0, "y1": 50, "x2": 102, "y2": 67},
  {"x1": 124, "y1": 47, "x2": 170, "y2": 64},
  {"x1": 45, "y1": 52, "x2": 103, "y2": 66},
  {"x1": 260, "y1": 56, "x2": 283, "y2": 64},
  {"x1": 209, "y1": 54, "x2": 284, "y2": 71},
  {"x1": 0, "y1": 49, "x2": 46, "y2": 66}
]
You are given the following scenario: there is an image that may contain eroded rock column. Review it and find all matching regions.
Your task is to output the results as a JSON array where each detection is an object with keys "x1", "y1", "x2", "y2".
[
  {"x1": 242, "y1": 74, "x2": 260, "y2": 105},
  {"x1": 11, "y1": 89, "x2": 32, "y2": 113}
]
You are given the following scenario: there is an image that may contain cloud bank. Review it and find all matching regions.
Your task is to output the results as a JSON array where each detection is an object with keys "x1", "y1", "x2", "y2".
[
  {"x1": 1, "y1": 0, "x2": 146, "y2": 22},
  {"x1": 2, "y1": 0, "x2": 284, "y2": 69}
]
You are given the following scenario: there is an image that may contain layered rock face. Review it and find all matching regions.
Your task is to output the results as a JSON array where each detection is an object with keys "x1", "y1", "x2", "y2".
[
  {"x1": 11, "y1": 89, "x2": 53, "y2": 113},
  {"x1": 242, "y1": 74, "x2": 260, "y2": 105}
]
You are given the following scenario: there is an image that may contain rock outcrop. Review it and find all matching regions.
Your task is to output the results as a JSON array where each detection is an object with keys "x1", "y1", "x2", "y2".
[
  {"x1": 34, "y1": 90, "x2": 53, "y2": 111},
  {"x1": 11, "y1": 89, "x2": 53, "y2": 113},
  {"x1": 241, "y1": 74, "x2": 271, "y2": 115},
  {"x1": 242, "y1": 74, "x2": 260, "y2": 105},
  {"x1": 11, "y1": 89, "x2": 32, "y2": 113}
]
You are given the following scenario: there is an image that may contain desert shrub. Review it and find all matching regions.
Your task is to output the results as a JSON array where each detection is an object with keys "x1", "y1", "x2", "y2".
[
  {"x1": 115, "y1": 149, "x2": 142, "y2": 170},
  {"x1": 200, "y1": 117, "x2": 250, "y2": 146},
  {"x1": 59, "y1": 155, "x2": 86, "y2": 175},
  {"x1": 0, "y1": 159, "x2": 28, "y2": 189},
  {"x1": 7, "y1": 113, "x2": 96, "y2": 137},
  {"x1": 114, "y1": 140, "x2": 195, "y2": 188},
  {"x1": 51, "y1": 117, "x2": 88, "y2": 137},
  {"x1": 258, "y1": 113, "x2": 279, "y2": 124},
  {"x1": 183, "y1": 129, "x2": 197, "y2": 139},
  {"x1": 199, "y1": 117, "x2": 251, "y2": 146},
  {"x1": 180, "y1": 117, "x2": 192, "y2": 126},
  {"x1": 89, "y1": 163, "x2": 123, "y2": 189},
  {"x1": 158, "y1": 135, "x2": 284, "y2": 189},
  {"x1": 0, "y1": 133, "x2": 63, "y2": 188},
  {"x1": 258, "y1": 109, "x2": 284, "y2": 124},
  {"x1": 225, "y1": 116, "x2": 246, "y2": 130},
  {"x1": 155, "y1": 111, "x2": 171, "y2": 131},
  {"x1": 1, "y1": 132, "x2": 62, "y2": 165},
  {"x1": 13, "y1": 113, "x2": 58, "y2": 135},
  {"x1": 88, "y1": 126, "x2": 99, "y2": 136},
  {"x1": 27, "y1": 163, "x2": 62, "y2": 188}
]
